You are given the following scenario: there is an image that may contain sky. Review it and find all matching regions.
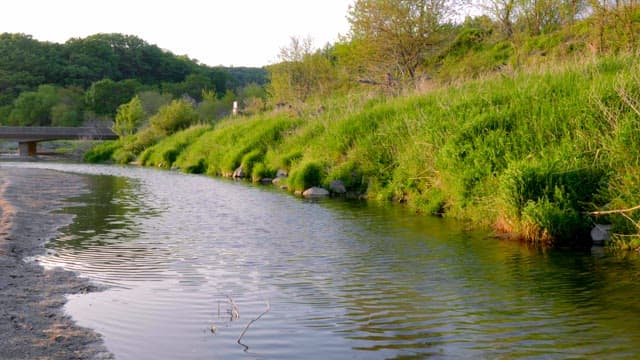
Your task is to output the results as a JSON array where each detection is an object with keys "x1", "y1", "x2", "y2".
[{"x1": 1, "y1": 0, "x2": 354, "y2": 68}]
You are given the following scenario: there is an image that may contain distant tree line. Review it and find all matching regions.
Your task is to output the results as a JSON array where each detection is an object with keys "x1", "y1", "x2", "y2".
[{"x1": 0, "y1": 33, "x2": 267, "y2": 126}]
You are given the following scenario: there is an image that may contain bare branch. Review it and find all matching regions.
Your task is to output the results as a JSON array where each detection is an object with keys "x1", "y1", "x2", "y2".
[{"x1": 237, "y1": 302, "x2": 271, "y2": 352}]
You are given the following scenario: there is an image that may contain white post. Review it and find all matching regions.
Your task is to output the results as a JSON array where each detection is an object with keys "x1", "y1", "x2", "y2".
[{"x1": 232, "y1": 101, "x2": 238, "y2": 116}]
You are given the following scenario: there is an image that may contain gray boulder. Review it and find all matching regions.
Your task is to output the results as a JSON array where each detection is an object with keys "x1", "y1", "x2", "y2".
[
  {"x1": 591, "y1": 224, "x2": 612, "y2": 245},
  {"x1": 303, "y1": 187, "x2": 329, "y2": 198},
  {"x1": 276, "y1": 169, "x2": 288, "y2": 178},
  {"x1": 329, "y1": 180, "x2": 347, "y2": 194}
]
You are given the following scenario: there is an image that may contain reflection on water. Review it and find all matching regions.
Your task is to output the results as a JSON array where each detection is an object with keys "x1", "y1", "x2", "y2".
[{"x1": 3, "y1": 162, "x2": 640, "y2": 359}]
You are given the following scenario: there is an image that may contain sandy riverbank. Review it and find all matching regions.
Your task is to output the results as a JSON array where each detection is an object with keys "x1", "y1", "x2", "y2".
[{"x1": 0, "y1": 166, "x2": 112, "y2": 359}]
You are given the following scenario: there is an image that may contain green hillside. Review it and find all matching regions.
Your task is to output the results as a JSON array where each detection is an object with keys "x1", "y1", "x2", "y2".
[{"x1": 0, "y1": 33, "x2": 266, "y2": 125}]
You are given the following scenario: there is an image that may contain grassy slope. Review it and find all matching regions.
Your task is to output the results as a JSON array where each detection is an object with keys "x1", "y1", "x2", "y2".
[{"x1": 97, "y1": 54, "x2": 640, "y2": 248}]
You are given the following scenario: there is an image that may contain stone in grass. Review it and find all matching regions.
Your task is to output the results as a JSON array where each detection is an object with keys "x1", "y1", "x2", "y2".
[
  {"x1": 276, "y1": 169, "x2": 288, "y2": 178},
  {"x1": 302, "y1": 187, "x2": 329, "y2": 198},
  {"x1": 329, "y1": 180, "x2": 347, "y2": 194},
  {"x1": 259, "y1": 178, "x2": 273, "y2": 184},
  {"x1": 591, "y1": 224, "x2": 612, "y2": 245}
]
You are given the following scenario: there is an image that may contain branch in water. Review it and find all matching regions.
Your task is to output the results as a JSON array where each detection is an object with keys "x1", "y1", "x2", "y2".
[{"x1": 237, "y1": 301, "x2": 271, "y2": 352}]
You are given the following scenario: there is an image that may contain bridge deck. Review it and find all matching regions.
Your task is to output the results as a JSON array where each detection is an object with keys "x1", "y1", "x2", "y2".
[
  {"x1": 0, "y1": 126, "x2": 118, "y2": 141},
  {"x1": 0, "y1": 126, "x2": 118, "y2": 156}
]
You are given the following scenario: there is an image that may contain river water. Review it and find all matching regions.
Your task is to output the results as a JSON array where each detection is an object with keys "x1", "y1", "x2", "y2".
[{"x1": 3, "y1": 162, "x2": 640, "y2": 359}]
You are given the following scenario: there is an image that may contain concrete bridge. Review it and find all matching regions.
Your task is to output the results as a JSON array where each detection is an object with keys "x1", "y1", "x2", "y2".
[{"x1": 0, "y1": 126, "x2": 118, "y2": 156}]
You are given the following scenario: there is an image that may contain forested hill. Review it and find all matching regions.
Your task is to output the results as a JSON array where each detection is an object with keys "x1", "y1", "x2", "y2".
[{"x1": 0, "y1": 33, "x2": 266, "y2": 125}]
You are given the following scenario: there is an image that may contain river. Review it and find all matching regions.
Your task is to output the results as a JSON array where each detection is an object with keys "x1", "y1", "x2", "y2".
[{"x1": 3, "y1": 162, "x2": 640, "y2": 359}]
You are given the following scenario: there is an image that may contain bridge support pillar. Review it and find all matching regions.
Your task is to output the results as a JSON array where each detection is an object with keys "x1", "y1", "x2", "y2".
[{"x1": 18, "y1": 141, "x2": 37, "y2": 156}]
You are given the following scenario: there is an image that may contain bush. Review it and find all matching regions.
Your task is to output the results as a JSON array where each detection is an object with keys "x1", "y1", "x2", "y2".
[
  {"x1": 84, "y1": 140, "x2": 120, "y2": 163},
  {"x1": 251, "y1": 162, "x2": 274, "y2": 182},
  {"x1": 241, "y1": 149, "x2": 264, "y2": 177},
  {"x1": 499, "y1": 160, "x2": 608, "y2": 246},
  {"x1": 149, "y1": 99, "x2": 199, "y2": 135},
  {"x1": 288, "y1": 161, "x2": 324, "y2": 191}
]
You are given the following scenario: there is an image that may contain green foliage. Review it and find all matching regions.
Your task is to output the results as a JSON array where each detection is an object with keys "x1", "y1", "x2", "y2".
[
  {"x1": 498, "y1": 160, "x2": 608, "y2": 246},
  {"x1": 240, "y1": 149, "x2": 264, "y2": 177},
  {"x1": 137, "y1": 90, "x2": 172, "y2": 120},
  {"x1": 50, "y1": 87, "x2": 85, "y2": 126},
  {"x1": 148, "y1": 99, "x2": 199, "y2": 135},
  {"x1": 83, "y1": 140, "x2": 121, "y2": 163},
  {"x1": 85, "y1": 78, "x2": 141, "y2": 116},
  {"x1": 267, "y1": 37, "x2": 338, "y2": 105},
  {"x1": 7, "y1": 84, "x2": 58, "y2": 126},
  {"x1": 197, "y1": 89, "x2": 235, "y2": 121},
  {"x1": 0, "y1": 32, "x2": 264, "y2": 124},
  {"x1": 251, "y1": 163, "x2": 274, "y2": 183},
  {"x1": 140, "y1": 125, "x2": 210, "y2": 168},
  {"x1": 113, "y1": 96, "x2": 145, "y2": 137},
  {"x1": 288, "y1": 161, "x2": 324, "y2": 192}
]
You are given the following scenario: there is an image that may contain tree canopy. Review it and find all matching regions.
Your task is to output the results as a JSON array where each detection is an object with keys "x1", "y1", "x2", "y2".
[{"x1": 0, "y1": 32, "x2": 267, "y2": 126}]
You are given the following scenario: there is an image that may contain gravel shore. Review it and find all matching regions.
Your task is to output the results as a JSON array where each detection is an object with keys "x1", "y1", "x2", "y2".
[{"x1": 0, "y1": 166, "x2": 112, "y2": 360}]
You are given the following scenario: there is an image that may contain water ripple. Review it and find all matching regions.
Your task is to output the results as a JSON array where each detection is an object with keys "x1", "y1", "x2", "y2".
[{"x1": 3, "y1": 162, "x2": 640, "y2": 359}]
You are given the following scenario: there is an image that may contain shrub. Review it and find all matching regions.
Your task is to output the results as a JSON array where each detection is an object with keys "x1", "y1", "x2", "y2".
[
  {"x1": 288, "y1": 161, "x2": 324, "y2": 191},
  {"x1": 251, "y1": 162, "x2": 274, "y2": 182},
  {"x1": 149, "y1": 99, "x2": 199, "y2": 135},
  {"x1": 241, "y1": 149, "x2": 264, "y2": 176},
  {"x1": 499, "y1": 160, "x2": 608, "y2": 246},
  {"x1": 84, "y1": 140, "x2": 120, "y2": 163}
]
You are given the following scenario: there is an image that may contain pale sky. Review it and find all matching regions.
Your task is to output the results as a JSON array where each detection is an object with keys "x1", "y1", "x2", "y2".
[{"x1": 1, "y1": 0, "x2": 354, "y2": 67}]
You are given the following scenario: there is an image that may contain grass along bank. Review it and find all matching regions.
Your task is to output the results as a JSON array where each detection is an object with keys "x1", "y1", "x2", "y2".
[{"x1": 86, "y1": 55, "x2": 640, "y2": 249}]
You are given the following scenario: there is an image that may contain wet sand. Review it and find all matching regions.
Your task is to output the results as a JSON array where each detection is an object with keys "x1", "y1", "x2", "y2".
[{"x1": 0, "y1": 166, "x2": 112, "y2": 359}]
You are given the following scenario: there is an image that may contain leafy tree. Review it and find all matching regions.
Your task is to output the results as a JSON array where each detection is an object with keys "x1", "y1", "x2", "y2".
[
  {"x1": 85, "y1": 78, "x2": 141, "y2": 116},
  {"x1": 347, "y1": 0, "x2": 458, "y2": 85},
  {"x1": 51, "y1": 86, "x2": 85, "y2": 126},
  {"x1": 7, "y1": 84, "x2": 58, "y2": 126},
  {"x1": 239, "y1": 83, "x2": 267, "y2": 115},
  {"x1": 483, "y1": 0, "x2": 518, "y2": 37},
  {"x1": 267, "y1": 37, "x2": 337, "y2": 105},
  {"x1": 137, "y1": 90, "x2": 172, "y2": 120},
  {"x1": 113, "y1": 95, "x2": 145, "y2": 137},
  {"x1": 197, "y1": 89, "x2": 236, "y2": 121},
  {"x1": 149, "y1": 99, "x2": 199, "y2": 135}
]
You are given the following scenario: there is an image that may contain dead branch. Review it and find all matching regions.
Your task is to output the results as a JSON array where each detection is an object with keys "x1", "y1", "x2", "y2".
[
  {"x1": 589, "y1": 204, "x2": 640, "y2": 216},
  {"x1": 237, "y1": 301, "x2": 271, "y2": 352}
]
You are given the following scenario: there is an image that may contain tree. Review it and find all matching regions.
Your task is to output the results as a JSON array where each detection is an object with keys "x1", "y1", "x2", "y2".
[
  {"x1": 51, "y1": 86, "x2": 84, "y2": 126},
  {"x1": 7, "y1": 84, "x2": 58, "y2": 126},
  {"x1": 137, "y1": 90, "x2": 172, "y2": 119},
  {"x1": 113, "y1": 95, "x2": 145, "y2": 137},
  {"x1": 483, "y1": 0, "x2": 518, "y2": 37},
  {"x1": 267, "y1": 37, "x2": 337, "y2": 105},
  {"x1": 148, "y1": 99, "x2": 199, "y2": 135},
  {"x1": 347, "y1": 0, "x2": 458, "y2": 85},
  {"x1": 517, "y1": 0, "x2": 563, "y2": 35},
  {"x1": 197, "y1": 89, "x2": 236, "y2": 121},
  {"x1": 85, "y1": 78, "x2": 140, "y2": 116}
]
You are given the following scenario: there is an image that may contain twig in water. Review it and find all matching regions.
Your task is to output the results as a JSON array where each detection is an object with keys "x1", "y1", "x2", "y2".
[
  {"x1": 226, "y1": 295, "x2": 239, "y2": 320},
  {"x1": 237, "y1": 301, "x2": 271, "y2": 352}
]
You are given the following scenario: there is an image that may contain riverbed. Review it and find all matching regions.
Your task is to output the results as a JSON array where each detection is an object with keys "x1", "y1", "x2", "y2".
[{"x1": 2, "y1": 162, "x2": 640, "y2": 359}]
